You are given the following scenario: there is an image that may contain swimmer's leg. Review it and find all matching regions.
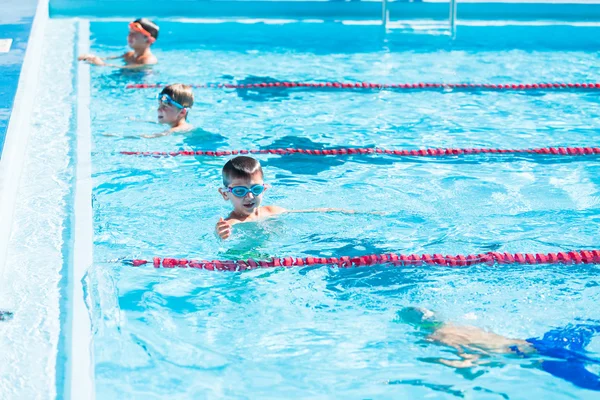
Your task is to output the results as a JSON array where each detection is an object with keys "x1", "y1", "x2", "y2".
[
  {"x1": 397, "y1": 307, "x2": 444, "y2": 332},
  {"x1": 539, "y1": 361, "x2": 600, "y2": 391},
  {"x1": 532, "y1": 324, "x2": 600, "y2": 352},
  {"x1": 527, "y1": 324, "x2": 600, "y2": 363},
  {"x1": 528, "y1": 324, "x2": 600, "y2": 391}
]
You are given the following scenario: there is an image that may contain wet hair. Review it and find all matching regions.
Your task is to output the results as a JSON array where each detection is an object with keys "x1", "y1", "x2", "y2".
[
  {"x1": 159, "y1": 84, "x2": 194, "y2": 109},
  {"x1": 222, "y1": 156, "x2": 263, "y2": 186},
  {"x1": 133, "y1": 18, "x2": 159, "y2": 40}
]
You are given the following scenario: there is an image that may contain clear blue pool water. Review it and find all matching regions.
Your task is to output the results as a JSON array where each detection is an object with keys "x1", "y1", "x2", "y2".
[
  {"x1": 0, "y1": 0, "x2": 38, "y2": 157},
  {"x1": 89, "y1": 21, "x2": 600, "y2": 398}
]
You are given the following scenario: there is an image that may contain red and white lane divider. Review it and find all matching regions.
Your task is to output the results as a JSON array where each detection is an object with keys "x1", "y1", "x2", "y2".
[
  {"x1": 125, "y1": 250, "x2": 600, "y2": 271},
  {"x1": 120, "y1": 146, "x2": 600, "y2": 158},
  {"x1": 126, "y1": 81, "x2": 600, "y2": 91}
]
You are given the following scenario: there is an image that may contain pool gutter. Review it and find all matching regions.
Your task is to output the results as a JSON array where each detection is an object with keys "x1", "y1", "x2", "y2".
[{"x1": 66, "y1": 19, "x2": 95, "y2": 400}]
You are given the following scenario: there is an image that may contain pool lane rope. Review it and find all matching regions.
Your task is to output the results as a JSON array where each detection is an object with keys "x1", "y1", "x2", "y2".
[
  {"x1": 121, "y1": 146, "x2": 600, "y2": 158},
  {"x1": 126, "y1": 250, "x2": 600, "y2": 271},
  {"x1": 126, "y1": 81, "x2": 600, "y2": 91}
]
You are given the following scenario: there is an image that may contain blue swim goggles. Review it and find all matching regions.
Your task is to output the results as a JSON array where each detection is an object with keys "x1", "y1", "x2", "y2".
[
  {"x1": 158, "y1": 93, "x2": 186, "y2": 109},
  {"x1": 227, "y1": 184, "x2": 265, "y2": 198}
]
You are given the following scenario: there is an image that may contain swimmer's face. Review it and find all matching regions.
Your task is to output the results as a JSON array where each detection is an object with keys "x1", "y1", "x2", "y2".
[
  {"x1": 127, "y1": 30, "x2": 149, "y2": 49},
  {"x1": 219, "y1": 172, "x2": 265, "y2": 216},
  {"x1": 157, "y1": 101, "x2": 186, "y2": 126}
]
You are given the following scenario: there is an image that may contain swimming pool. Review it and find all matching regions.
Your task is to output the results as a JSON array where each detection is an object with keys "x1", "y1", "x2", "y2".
[
  {"x1": 84, "y1": 18, "x2": 600, "y2": 399},
  {"x1": 2, "y1": 1, "x2": 600, "y2": 398}
]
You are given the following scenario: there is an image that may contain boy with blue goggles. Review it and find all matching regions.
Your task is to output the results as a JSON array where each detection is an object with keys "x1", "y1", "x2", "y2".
[
  {"x1": 153, "y1": 84, "x2": 194, "y2": 136},
  {"x1": 215, "y1": 156, "x2": 364, "y2": 240},
  {"x1": 158, "y1": 93, "x2": 186, "y2": 110}
]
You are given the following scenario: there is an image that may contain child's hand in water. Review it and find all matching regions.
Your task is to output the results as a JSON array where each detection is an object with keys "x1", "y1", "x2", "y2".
[
  {"x1": 88, "y1": 56, "x2": 105, "y2": 66},
  {"x1": 79, "y1": 55, "x2": 105, "y2": 65},
  {"x1": 216, "y1": 218, "x2": 232, "y2": 240}
]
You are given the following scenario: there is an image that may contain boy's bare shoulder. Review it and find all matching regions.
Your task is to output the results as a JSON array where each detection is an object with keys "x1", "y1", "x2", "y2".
[{"x1": 137, "y1": 54, "x2": 158, "y2": 65}]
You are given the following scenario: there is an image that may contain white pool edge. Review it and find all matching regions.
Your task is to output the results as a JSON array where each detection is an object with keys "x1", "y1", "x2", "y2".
[
  {"x1": 66, "y1": 18, "x2": 95, "y2": 400},
  {"x1": 0, "y1": 0, "x2": 49, "y2": 301}
]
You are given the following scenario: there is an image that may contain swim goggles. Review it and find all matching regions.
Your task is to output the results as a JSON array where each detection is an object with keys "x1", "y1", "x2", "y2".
[
  {"x1": 129, "y1": 22, "x2": 156, "y2": 44},
  {"x1": 227, "y1": 184, "x2": 265, "y2": 198},
  {"x1": 158, "y1": 93, "x2": 186, "y2": 110}
]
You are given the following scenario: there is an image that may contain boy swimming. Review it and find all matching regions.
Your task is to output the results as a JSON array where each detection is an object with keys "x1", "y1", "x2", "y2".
[
  {"x1": 103, "y1": 84, "x2": 193, "y2": 138},
  {"x1": 144, "y1": 84, "x2": 194, "y2": 137},
  {"x1": 78, "y1": 18, "x2": 158, "y2": 69},
  {"x1": 399, "y1": 307, "x2": 600, "y2": 391},
  {"x1": 216, "y1": 156, "x2": 359, "y2": 240}
]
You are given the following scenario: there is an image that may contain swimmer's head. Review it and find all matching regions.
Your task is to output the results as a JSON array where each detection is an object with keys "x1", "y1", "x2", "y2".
[
  {"x1": 219, "y1": 156, "x2": 266, "y2": 216},
  {"x1": 157, "y1": 84, "x2": 194, "y2": 126},
  {"x1": 128, "y1": 18, "x2": 159, "y2": 50},
  {"x1": 396, "y1": 307, "x2": 443, "y2": 332}
]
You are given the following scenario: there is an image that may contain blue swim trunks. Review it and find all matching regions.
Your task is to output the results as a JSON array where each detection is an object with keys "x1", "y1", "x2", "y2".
[{"x1": 518, "y1": 324, "x2": 600, "y2": 391}]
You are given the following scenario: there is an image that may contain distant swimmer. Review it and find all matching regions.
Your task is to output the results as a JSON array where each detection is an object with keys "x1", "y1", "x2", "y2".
[{"x1": 78, "y1": 18, "x2": 158, "y2": 69}]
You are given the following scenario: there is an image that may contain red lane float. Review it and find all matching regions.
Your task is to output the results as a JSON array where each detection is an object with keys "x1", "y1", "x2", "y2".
[
  {"x1": 126, "y1": 250, "x2": 600, "y2": 271},
  {"x1": 120, "y1": 146, "x2": 600, "y2": 158},
  {"x1": 126, "y1": 81, "x2": 600, "y2": 91}
]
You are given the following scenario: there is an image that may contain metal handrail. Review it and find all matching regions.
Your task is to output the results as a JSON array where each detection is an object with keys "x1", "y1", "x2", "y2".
[
  {"x1": 382, "y1": 0, "x2": 457, "y2": 37},
  {"x1": 450, "y1": 0, "x2": 458, "y2": 38},
  {"x1": 382, "y1": 0, "x2": 389, "y2": 28}
]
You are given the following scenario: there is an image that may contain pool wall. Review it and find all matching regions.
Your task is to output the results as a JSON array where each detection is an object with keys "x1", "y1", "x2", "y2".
[{"x1": 49, "y1": 0, "x2": 600, "y2": 21}]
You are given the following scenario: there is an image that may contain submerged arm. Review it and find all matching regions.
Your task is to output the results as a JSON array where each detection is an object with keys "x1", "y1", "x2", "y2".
[
  {"x1": 437, "y1": 352, "x2": 483, "y2": 369},
  {"x1": 97, "y1": 62, "x2": 153, "y2": 70},
  {"x1": 139, "y1": 130, "x2": 174, "y2": 139},
  {"x1": 78, "y1": 53, "x2": 125, "y2": 61},
  {"x1": 287, "y1": 208, "x2": 387, "y2": 215},
  {"x1": 80, "y1": 54, "x2": 154, "y2": 69},
  {"x1": 103, "y1": 54, "x2": 126, "y2": 60},
  {"x1": 101, "y1": 131, "x2": 171, "y2": 139}
]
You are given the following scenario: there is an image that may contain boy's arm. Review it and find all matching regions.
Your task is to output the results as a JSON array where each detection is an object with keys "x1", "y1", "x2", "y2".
[
  {"x1": 287, "y1": 208, "x2": 355, "y2": 214},
  {"x1": 437, "y1": 353, "x2": 483, "y2": 369},
  {"x1": 104, "y1": 53, "x2": 128, "y2": 60},
  {"x1": 104, "y1": 126, "x2": 184, "y2": 138},
  {"x1": 80, "y1": 53, "x2": 155, "y2": 69},
  {"x1": 93, "y1": 62, "x2": 153, "y2": 70},
  {"x1": 264, "y1": 205, "x2": 287, "y2": 215},
  {"x1": 286, "y1": 208, "x2": 387, "y2": 215},
  {"x1": 140, "y1": 130, "x2": 174, "y2": 139},
  {"x1": 78, "y1": 53, "x2": 126, "y2": 61}
]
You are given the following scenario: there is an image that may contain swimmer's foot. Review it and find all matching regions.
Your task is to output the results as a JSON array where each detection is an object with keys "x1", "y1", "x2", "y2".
[{"x1": 397, "y1": 307, "x2": 443, "y2": 331}]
